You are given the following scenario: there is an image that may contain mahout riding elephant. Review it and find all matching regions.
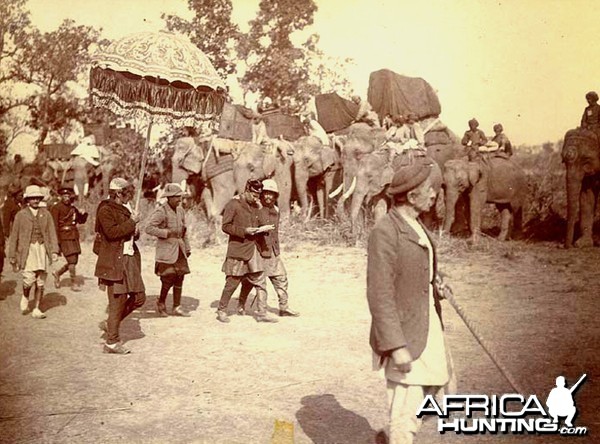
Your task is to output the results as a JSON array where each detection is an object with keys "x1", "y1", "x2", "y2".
[
  {"x1": 562, "y1": 128, "x2": 600, "y2": 248},
  {"x1": 292, "y1": 135, "x2": 341, "y2": 219},
  {"x1": 442, "y1": 154, "x2": 526, "y2": 242}
]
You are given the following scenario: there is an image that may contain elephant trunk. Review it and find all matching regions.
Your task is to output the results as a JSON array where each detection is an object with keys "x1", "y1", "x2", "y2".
[
  {"x1": 565, "y1": 165, "x2": 583, "y2": 248},
  {"x1": 349, "y1": 179, "x2": 367, "y2": 233},
  {"x1": 294, "y1": 164, "x2": 310, "y2": 216},
  {"x1": 443, "y1": 187, "x2": 460, "y2": 233}
]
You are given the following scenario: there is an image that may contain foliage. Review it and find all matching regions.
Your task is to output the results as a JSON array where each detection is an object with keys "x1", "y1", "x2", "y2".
[
  {"x1": 302, "y1": 34, "x2": 355, "y2": 98},
  {"x1": 237, "y1": 0, "x2": 319, "y2": 113},
  {"x1": 163, "y1": 0, "x2": 240, "y2": 78}
]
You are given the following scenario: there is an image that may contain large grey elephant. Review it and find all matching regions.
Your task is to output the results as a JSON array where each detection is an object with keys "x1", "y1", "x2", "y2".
[
  {"x1": 292, "y1": 135, "x2": 341, "y2": 219},
  {"x1": 562, "y1": 128, "x2": 600, "y2": 248},
  {"x1": 343, "y1": 150, "x2": 443, "y2": 233},
  {"x1": 170, "y1": 136, "x2": 294, "y2": 242},
  {"x1": 334, "y1": 123, "x2": 459, "y2": 231},
  {"x1": 442, "y1": 155, "x2": 527, "y2": 242}
]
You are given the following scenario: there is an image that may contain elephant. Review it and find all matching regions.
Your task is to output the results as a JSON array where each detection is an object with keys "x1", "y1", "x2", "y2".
[
  {"x1": 168, "y1": 136, "x2": 294, "y2": 242},
  {"x1": 442, "y1": 155, "x2": 527, "y2": 242},
  {"x1": 67, "y1": 143, "x2": 119, "y2": 203},
  {"x1": 334, "y1": 123, "x2": 459, "y2": 231},
  {"x1": 562, "y1": 128, "x2": 600, "y2": 248},
  {"x1": 292, "y1": 135, "x2": 341, "y2": 219},
  {"x1": 342, "y1": 150, "x2": 443, "y2": 234}
]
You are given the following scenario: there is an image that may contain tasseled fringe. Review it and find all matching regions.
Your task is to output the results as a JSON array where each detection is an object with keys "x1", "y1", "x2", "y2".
[{"x1": 89, "y1": 66, "x2": 226, "y2": 120}]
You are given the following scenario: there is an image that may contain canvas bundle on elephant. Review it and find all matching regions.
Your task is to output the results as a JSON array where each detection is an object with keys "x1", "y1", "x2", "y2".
[
  {"x1": 172, "y1": 136, "x2": 204, "y2": 176},
  {"x1": 367, "y1": 69, "x2": 442, "y2": 121},
  {"x1": 314, "y1": 92, "x2": 359, "y2": 133},
  {"x1": 203, "y1": 150, "x2": 235, "y2": 181},
  {"x1": 218, "y1": 102, "x2": 253, "y2": 141}
]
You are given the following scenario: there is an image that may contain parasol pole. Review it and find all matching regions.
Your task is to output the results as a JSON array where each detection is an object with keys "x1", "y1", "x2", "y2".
[{"x1": 135, "y1": 118, "x2": 153, "y2": 212}]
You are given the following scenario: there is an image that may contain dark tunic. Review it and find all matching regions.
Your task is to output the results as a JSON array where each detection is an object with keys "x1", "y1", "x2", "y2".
[
  {"x1": 50, "y1": 201, "x2": 88, "y2": 257},
  {"x1": 581, "y1": 103, "x2": 600, "y2": 129},
  {"x1": 94, "y1": 199, "x2": 145, "y2": 294}
]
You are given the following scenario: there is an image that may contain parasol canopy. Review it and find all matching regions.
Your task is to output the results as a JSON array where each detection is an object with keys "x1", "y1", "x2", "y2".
[
  {"x1": 90, "y1": 30, "x2": 227, "y2": 128},
  {"x1": 89, "y1": 31, "x2": 227, "y2": 209}
]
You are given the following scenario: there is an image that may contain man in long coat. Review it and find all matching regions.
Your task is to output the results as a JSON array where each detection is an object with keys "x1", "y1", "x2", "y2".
[
  {"x1": 145, "y1": 183, "x2": 191, "y2": 317},
  {"x1": 50, "y1": 187, "x2": 88, "y2": 291},
  {"x1": 94, "y1": 177, "x2": 146, "y2": 354},
  {"x1": 367, "y1": 157, "x2": 455, "y2": 444},
  {"x1": 8, "y1": 185, "x2": 59, "y2": 319}
]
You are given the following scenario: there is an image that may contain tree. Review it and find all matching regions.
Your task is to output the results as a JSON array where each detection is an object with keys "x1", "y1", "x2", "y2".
[
  {"x1": 163, "y1": 0, "x2": 240, "y2": 78},
  {"x1": 237, "y1": 0, "x2": 318, "y2": 113},
  {"x1": 0, "y1": 0, "x2": 33, "y2": 159},
  {"x1": 302, "y1": 34, "x2": 354, "y2": 98},
  {"x1": 13, "y1": 19, "x2": 100, "y2": 145}
]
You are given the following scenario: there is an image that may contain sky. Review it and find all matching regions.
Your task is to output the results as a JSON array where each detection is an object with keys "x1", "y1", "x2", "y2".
[{"x1": 24, "y1": 0, "x2": 600, "y2": 146}]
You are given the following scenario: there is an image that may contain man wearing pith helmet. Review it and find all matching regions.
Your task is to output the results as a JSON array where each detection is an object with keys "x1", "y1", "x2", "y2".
[
  {"x1": 8, "y1": 185, "x2": 59, "y2": 319},
  {"x1": 237, "y1": 179, "x2": 300, "y2": 318},
  {"x1": 146, "y1": 183, "x2": 191, "y2": 317},
  {"x1": 367, "y1": 157, "x2": 455, "y2": 444},
  {"x1": 94, "y1": 177, "x2": 146, "y2": 354}
]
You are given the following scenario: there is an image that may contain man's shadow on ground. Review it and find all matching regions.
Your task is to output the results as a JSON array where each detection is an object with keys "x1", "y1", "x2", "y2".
[
  {"x1": 0, "y1": 279, "x2": 17, "y2": 301},
  {"x1": 296, "y1": 394, "x2": 377, "y2": 444},
  {"x1": 100, "y1": 295, "x2": 199, "y2": 343},
  {"x1": 40, "y1": 291, "x2": 67, "y2": 311}
]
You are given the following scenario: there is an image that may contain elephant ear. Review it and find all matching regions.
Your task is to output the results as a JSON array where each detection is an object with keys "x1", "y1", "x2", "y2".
[
  {"x1": 262, "y1": 152, "x2": 277, "y2": 178},
  {"x1": 319, "y1": 147, "x2": 337, "y2": 172}
]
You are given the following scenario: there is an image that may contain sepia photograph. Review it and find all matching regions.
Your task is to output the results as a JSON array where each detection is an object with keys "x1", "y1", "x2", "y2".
[{"x1": 0, "y1": 0, "x2": 598, "y2": 442}]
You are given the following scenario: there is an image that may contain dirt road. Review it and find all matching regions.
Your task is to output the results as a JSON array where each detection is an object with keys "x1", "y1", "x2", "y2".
[{"x1": 0, "y1": 238, "x2": 598, "y2": 443}]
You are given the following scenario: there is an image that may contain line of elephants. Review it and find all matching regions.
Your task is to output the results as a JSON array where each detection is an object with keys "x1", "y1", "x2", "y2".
[
  {"x1": 168, "y1": 122, "x2": 529, "y2": 244},
  {"x1": 27, "y1": 124, "x2": 599, "y2": 248}
]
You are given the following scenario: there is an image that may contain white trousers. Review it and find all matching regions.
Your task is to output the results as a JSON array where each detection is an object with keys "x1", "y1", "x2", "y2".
[{"x1": 386, "y1": 381, "x2": 424, "y2": 444}]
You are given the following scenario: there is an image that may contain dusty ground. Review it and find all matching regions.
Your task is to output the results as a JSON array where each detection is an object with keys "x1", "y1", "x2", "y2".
[{"x1": 0, "y1": 235, "x2": 598, "y2": 444}]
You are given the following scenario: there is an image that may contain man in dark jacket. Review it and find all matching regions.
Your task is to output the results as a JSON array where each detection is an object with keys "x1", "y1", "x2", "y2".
[
  {"x1": 461, "y1": 118, "x2": 487, "y2": 160},
  {"x1": 216, "y1": 179, "x2": 277, "y2": 323},
  {"x1": 237, "y1": 179, "x2": 299, "y2": 317},
  {"x1": 95, "y1": 177, "x2": 146, "y2": 354},
  {"x1": 367, "y1": 157, "x2": 455, "y2": 444},
  {"x1": 50, "y1": 187, "x2": 88, "y2": 291},
  {"x1": 581, "y1": 91, "x2": 600, "y2": 130}
]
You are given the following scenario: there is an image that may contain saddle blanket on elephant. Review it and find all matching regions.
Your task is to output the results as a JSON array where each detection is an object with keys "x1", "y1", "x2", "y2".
[{"x1": 204, "y1": 150, "x2": 234, "y2": 180}]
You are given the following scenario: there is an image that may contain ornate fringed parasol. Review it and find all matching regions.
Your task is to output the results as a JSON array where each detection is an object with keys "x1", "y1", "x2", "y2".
[{"x1": 89, "y1": 30, "x2": 227, "y2": 209}]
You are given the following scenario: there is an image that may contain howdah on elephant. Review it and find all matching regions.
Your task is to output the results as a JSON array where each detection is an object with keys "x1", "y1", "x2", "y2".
[
  {"x1": 442, "y1": 155, "x2": 526, "y2": 241},
  {"x1": 562, "y1": 128, "x2": 600, "y2": 248}
]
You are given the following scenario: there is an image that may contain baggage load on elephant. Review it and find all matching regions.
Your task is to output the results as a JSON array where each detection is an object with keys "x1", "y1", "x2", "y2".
[
  {"x1": 41, "y1": 143, "x2": 75, "y2": 160},
  {"x1": 315, "y1": 92, "x2": 360, "y2": 133},
  {"x1": 261, "y1": 110, "x2": 305, "y2": 141},
  {"x1": 367, "y1": 69, "x2": 441, "y2": 121},
  {"x1": 172, "y1": 136, "x2": 204, "y2": 175},
  {"x1": 203, "y1": 150, "x2": 235, "y2": 181},
  {"x1": 218, "y1": 103, "x2": 253, "y2": 142}
]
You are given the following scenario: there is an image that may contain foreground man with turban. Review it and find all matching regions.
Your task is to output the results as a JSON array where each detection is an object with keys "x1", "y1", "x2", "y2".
[{"x1": 367, "y1": 157, "x2": 455, "y2": 444}]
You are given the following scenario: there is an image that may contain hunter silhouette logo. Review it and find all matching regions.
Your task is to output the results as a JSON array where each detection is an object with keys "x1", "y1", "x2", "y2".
[
  {"x1": 546, "y1": 374, "x2": 586, "y2": 429},
  {"x1": 416, "y1": 374, "x2": 588, "y2": 436}
]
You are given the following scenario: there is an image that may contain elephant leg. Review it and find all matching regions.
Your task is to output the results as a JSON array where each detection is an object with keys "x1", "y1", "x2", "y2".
[
  {"x1": 469, "y1": 187, "x2": 486, "y2": 244},
  {"x1": 274, "y1": 166, "x2": 292, "y2": 223},
  {"x1": 322, "y1": 170, "x2": 337, "y2": 219},
  {"x1": 315, "y1": 177, "x2": 326, "y2": 219},
  {"x1": 294, "y1": 166, "x2": 310, "y2": 219},
  {"x1": 497, "y1": 204, "x2": 511, "y2": 241},
  {"x1": 575, "y1": 184, "x2": 595, "y2": 248}
]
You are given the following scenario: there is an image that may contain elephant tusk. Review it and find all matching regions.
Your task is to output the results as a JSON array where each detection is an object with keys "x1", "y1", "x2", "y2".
[
  {"x1": 329, "y1": 183, "x2": 344, "y2": 198},
  {"x1": 342, "y1": 176, "x2": 357, "y2": 200}
]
